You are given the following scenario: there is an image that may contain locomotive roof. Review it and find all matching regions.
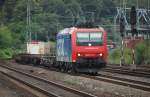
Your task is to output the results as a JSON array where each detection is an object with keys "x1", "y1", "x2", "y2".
[{"x1": 57, "y1": 27, "x2": 105, "y2": 36}]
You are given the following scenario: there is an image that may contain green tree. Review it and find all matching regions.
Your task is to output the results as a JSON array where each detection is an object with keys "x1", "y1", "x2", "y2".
[
  {"x1": 0, "y1": 25, "x2": 13, "y2": 48},
  {"x1": 8, "y1": 22, "x2": 26, "y2": 48},
  {"x1": 2, "y1": 0, "x2": 17, "y2": 24},
  {"x1": 32, "y1": 13, "x2": 61, "y2": 41}
]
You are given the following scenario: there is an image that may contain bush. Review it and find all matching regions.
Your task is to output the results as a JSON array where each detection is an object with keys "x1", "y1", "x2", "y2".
[
  {"x1": 0, "y1": 26, "x2": 13, "y2": 48},
  {"x1": 108, "y1": 48, "x2": 132, "y2": 64},
  {"x1": 108, "y1": 41, "x2": 150, "y2": 65},
  {"x1": 147, "y1": 47, "x2": 150, "y2": 64},
  {"x1": 135, "y1": 41, "x2": 150, "y2": 65},
  {"x1": 0, "y1": 48, "x2": 13, "y2": 59},
  {"x1": 108, "y1": 48, "x2": 120, "y2": 64}
]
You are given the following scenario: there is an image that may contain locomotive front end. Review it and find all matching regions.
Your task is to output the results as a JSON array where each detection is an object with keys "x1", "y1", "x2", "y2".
[{"x1": 72, "y1": 28, "x2": 108, "y2": 73}]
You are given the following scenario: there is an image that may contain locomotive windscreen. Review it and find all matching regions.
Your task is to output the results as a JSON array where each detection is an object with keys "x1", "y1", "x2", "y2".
[{"x1": 76, "y1": 32, "x2": 103, "y2": 46}]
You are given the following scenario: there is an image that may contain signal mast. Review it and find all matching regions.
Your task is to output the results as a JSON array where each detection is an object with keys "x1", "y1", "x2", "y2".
[{"x1": 26, "y1": 0, "x2": 32, "y2": 42}]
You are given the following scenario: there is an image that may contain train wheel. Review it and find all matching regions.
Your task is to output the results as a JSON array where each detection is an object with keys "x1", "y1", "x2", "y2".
[
  {"x1": 102, "y1": 63, "x2": 106, "y2": 68},
  {"x1": 33, "y1": 58, "x2": 37, "y2": 66},
  {"x1": 60, "y1": 62, "x2": 65, "y2": 72},
  {"x1": 63, "y1": 63, "x2": 67, "y2": 72},
  {"x1": 57, "y1": 62, "x2": 61, "y2": 71},
  {"x1": 67, "y1": 63, "x2": 70, "y2": 72},
  {"x1": 92, "y1": 72, "x2": 98, "y2": 75},
  {"x1": 71, "y1": 63, "x2": 77, "y2": 74}
]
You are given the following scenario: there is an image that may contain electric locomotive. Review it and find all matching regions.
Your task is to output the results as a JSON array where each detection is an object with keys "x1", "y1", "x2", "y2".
[{"x1": 56, "y1": 26, "x2": 108, "y2": 73}]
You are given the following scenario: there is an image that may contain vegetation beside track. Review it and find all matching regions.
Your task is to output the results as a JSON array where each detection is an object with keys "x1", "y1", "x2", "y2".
[
  {"x1": 108, "y1": 41, "x2": 150, "y2": 65},
  {"x1": 108, "y1": 48, "x2": 132, "y2": 64},
  {"x1": 135, "y1": 40, "x2": 150, "y2": 65}
]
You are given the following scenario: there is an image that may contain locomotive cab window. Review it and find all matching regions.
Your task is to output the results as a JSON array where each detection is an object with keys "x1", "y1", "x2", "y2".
[
  {"x1": 76, "y1": 33, "x2": 89, "y2": 42},
  {"x1": 76, "y1": 32, "x2": 103, "y2": 46}
]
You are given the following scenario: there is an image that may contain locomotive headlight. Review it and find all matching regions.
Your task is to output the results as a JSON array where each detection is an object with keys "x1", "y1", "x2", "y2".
[
  {"x1": 78, "y1": 53, "x2": 81, "y2": 56},
  {"x1": 73, "y1": 60, "x2": 76, "y2": 62},
  {"x1": 99, "y1": 53, "x2": 103, "y2": 57}
]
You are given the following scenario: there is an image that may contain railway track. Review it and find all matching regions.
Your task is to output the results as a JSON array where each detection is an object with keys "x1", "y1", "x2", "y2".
[
  {"x1": 0, "y1": 64, "x2": 97, "y2": 97},
  {"x1": 2, "y1": 61, "x2": 150, "y2": 96},
  {"x1": 103, "y1": 66, "x2": 150, "y2": 78},
  {"x1": 82, "y1": 73, "x2": 150, "y2": 92},
  {"x1": 107, "y1": 64, "x2": 150, "y2": 72},
  {"x1": 42, "y1": 63, "x2": 150, "y2": 92}
]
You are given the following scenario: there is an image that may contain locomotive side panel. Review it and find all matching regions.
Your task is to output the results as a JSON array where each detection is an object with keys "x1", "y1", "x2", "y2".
[{"x1": 56, "y1": 34, "x2": 72, "y2": 62}]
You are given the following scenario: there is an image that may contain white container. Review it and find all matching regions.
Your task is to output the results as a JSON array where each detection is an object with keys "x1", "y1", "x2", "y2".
[{"x1": 27, "y1": 41, "x2": 50, "y2": 54}]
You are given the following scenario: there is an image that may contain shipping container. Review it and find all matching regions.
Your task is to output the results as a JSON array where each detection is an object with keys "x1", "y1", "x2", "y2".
[{"x1": 27, "y1": 41, "x2": 50, "y2": 54}]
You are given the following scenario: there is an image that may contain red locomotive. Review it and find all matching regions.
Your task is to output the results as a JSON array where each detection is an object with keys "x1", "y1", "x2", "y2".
[{"x1": 56, "y1": 26, "x2": 108, "y2": 73}]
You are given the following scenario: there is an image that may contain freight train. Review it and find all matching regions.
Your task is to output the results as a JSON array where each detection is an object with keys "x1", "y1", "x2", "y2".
[{"x1": 15, "y1": 26, "x2": 108, "y2": 74}]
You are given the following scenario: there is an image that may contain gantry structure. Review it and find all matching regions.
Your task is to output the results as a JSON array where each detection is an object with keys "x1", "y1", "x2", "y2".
[{"x1": 114, "y1": 0, "x2": 150, "y2": 39}]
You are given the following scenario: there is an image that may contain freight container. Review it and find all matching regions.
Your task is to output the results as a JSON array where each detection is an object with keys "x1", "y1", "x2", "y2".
[{"x1": 27, "y1": 41, "x2": 50, "y2": 54}]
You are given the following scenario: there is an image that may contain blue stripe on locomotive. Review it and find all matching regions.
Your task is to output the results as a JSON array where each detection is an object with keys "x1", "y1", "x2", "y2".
[{"x1": 56, "y1": 34, "x2": 72, "y2": 62}]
